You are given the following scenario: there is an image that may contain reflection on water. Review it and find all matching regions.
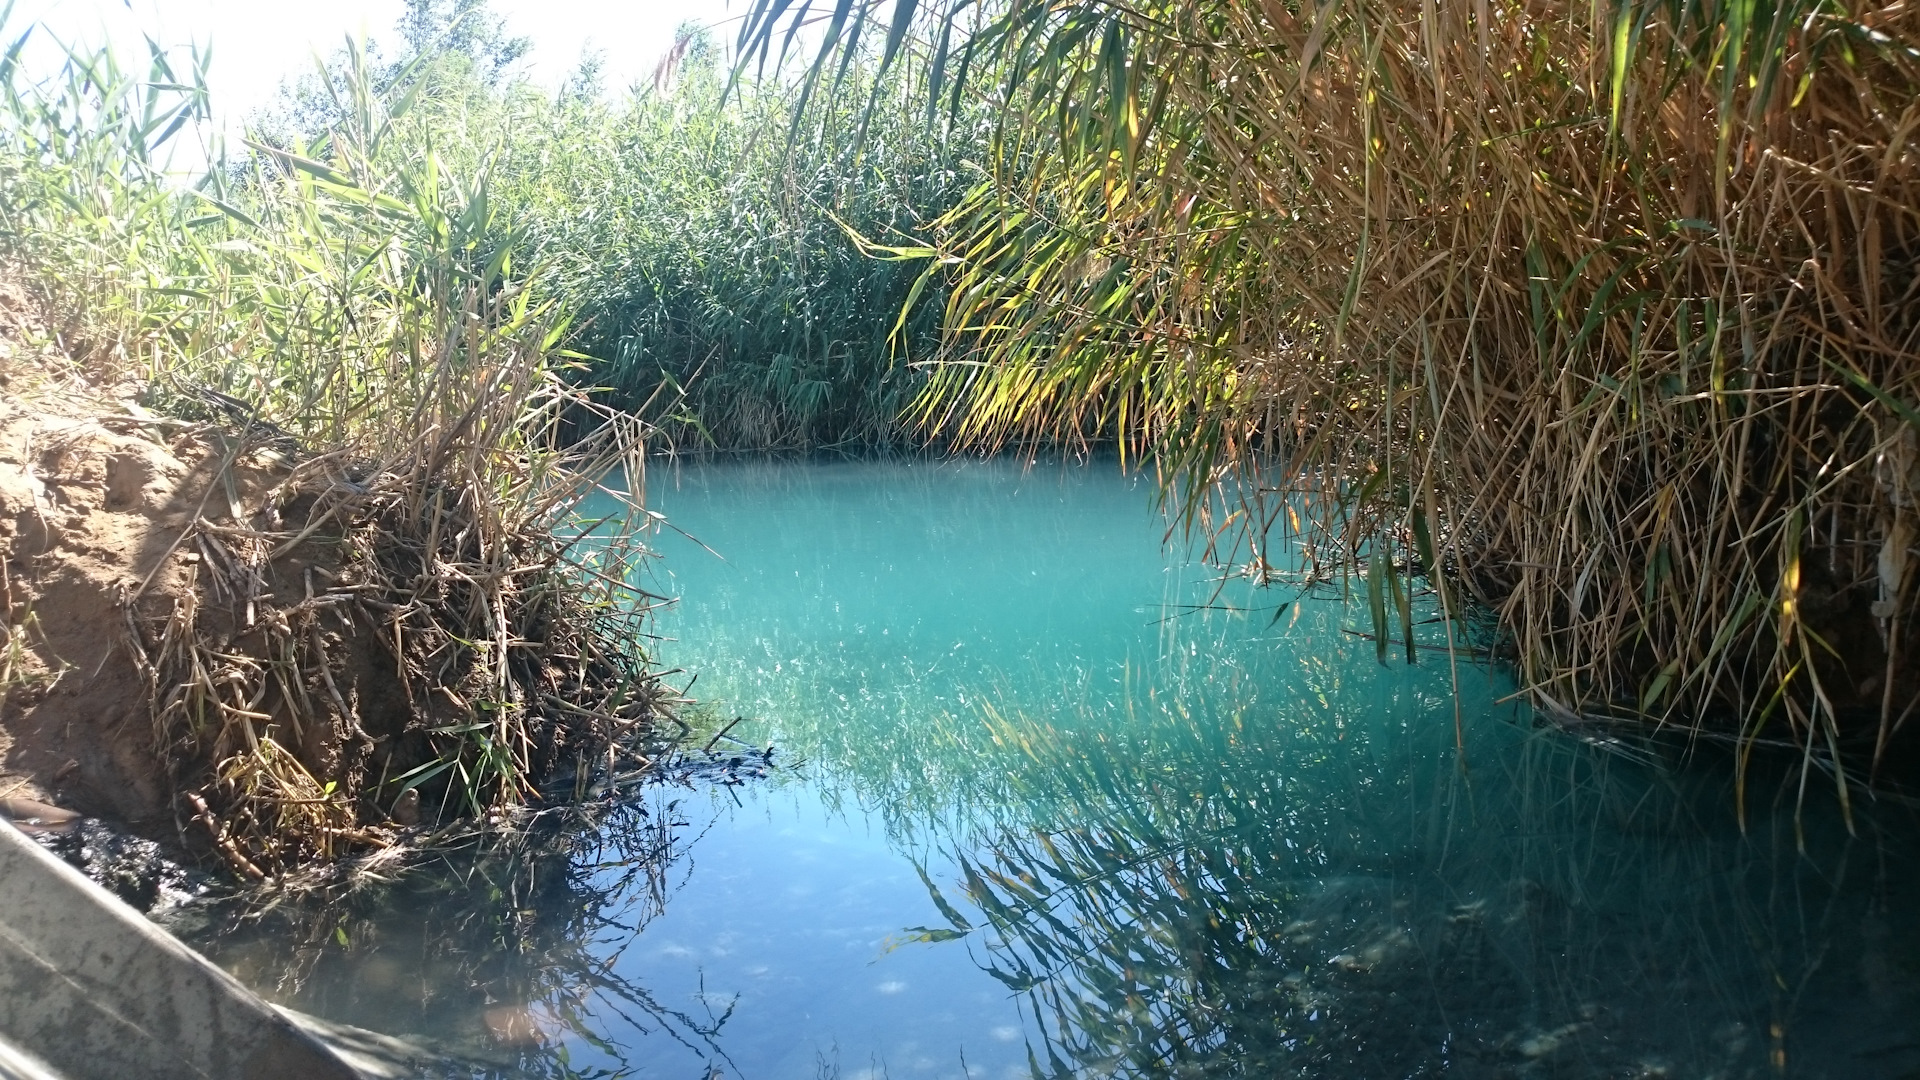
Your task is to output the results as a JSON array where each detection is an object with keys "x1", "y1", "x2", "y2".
[
  {"x1": 177, "y1": 457, "x2": 1920, "y2": 1078},
  {"x1": 166, "y1": 793, "x2": 730, "y2": 1078},
  {"x1": 914, "y1": 699, "x2": 1917, "y2": 1077}
]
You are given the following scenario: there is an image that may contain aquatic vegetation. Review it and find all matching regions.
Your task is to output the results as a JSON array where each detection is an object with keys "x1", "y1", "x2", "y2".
[
  {"x1": 900, "y1": 680, "x2": 1895, "y2": 1077},
  {"x1": 253, "y1": 23, "x2": 985, "y2": 452},
  {"x1": 497, "y1": 39, "x2": 977, "y2": 451},
  {"x1": 612, "y1": 460, "x2": 1920, "y2": 1076},
  {"x1": 740, "y1": 0, "x2": 1920, "y2": 792}
]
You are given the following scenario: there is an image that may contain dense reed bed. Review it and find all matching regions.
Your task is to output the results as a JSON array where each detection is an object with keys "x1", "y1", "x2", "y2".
[
  {"x1": 745, "y1": 0, "x2": 1920, "y2": 794},
  {"x1": 501, "y1": 40, "x2": 978, "y2": 451},
  {"x1": 257, "y1": 26, "x2": 984, "y2": 451},
  {"x1": 0, "y1": 26, "x2": 666, "y2": 871}
]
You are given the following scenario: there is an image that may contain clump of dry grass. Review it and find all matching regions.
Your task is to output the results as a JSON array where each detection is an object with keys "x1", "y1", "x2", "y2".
[
  {"x1": 747, "y1": 0, "x2": 1920, "y2": 800},
  {"x1": 124, "y1": 290, "x2": 666, "y2": 876},
  {"x1": 0, "y1": 29, "x2": 673, "y2": 874},
  {"x1": 1134, "y1": 0, "x2": 1920, "y2": 806}
]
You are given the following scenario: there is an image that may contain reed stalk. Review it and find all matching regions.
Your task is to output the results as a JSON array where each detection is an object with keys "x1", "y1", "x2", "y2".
[{"x1": 741, "y1": 0, "x2": 1920, "y2": 799}]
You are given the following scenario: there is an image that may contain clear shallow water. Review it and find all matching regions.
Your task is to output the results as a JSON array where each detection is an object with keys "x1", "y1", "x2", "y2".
[{"x1": 176, "y1": 458, "x2": 1920, "y2": 1079}]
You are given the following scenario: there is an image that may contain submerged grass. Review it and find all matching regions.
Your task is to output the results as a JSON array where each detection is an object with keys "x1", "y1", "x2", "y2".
[
  {"x1": 743, "y1": 0, "x2": 1920, "y2": 797},
  {"x1": 902, "y1": 691, "x2": 1875, "y2": 1076},
  {"x1": 0, "y1": 20, "x2": 670, "y2": 873}
]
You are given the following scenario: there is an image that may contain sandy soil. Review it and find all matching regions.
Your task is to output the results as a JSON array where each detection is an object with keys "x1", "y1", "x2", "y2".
[
  {"x1": 0, "y1": 276, "x2": 663, "y2": 876},
  {"x1": 0, "y1": 282, "x2": 236, "y2": 836}
]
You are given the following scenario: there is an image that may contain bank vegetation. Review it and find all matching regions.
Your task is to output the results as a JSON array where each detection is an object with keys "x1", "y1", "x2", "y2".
[
  {"x1": 3, "y1": 0, "x2": 1916, "y2": 873},
  {"x1": 745, "y1": 0, "x2": 1920, "y2": 803},
  {"x1": 0, "y1": 17, "x2": 666, "y2": 874}
]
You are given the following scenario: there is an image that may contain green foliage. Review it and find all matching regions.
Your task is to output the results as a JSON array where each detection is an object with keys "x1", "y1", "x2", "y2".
[
  {"x1": 397, "y1": 0, "x2": 530, "y2": 82},
  {"x1": 251, "y1": 0, "x2": 526, "y2": 152},
  {"x1": 2, "y1": 0, "x2": 984, "y2": 453},
  {"x1": 465, "y1": 34, "x2": 982, "y2": 450},
  {"x1": 252, "y1": 21, "x2": 983, "y2": 451},
  {"x1": 0, "y1": 20, "x2": 664, "y2": 868},
  {"x1": 0, "y1": 17, "x2": 210, "y2": 359},
  {"x1": 0, "y1": 33, "x2": 539, "y2": 447}
]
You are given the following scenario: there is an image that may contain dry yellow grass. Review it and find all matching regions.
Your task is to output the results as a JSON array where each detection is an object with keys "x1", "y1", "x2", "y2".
[{"x1": 749, "y1": 0, "x2": 1920, "y2": 802}]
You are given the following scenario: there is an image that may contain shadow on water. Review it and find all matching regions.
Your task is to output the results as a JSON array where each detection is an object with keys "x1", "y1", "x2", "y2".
[
  {"x1": 888, "y1": 687, "x2": 1920, "y2": 1079},
  {"x1": 163, "y1": 769, "x2": 758, "y2": 1080}
]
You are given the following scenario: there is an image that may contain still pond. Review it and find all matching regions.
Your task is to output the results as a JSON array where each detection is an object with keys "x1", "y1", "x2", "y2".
[{"x1": 173, "y1": 458, "x2": 1920, "y2": 1079}]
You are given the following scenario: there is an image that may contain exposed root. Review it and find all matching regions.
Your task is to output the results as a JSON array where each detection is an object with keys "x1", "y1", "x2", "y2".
[{"x1": 119, "y1": 375, "x2": 671, "y2": 876}]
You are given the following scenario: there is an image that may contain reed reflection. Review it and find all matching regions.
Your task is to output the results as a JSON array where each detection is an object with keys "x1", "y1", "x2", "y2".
[
  {"x1": 895, "y1": 657, "x2": 1919, "y2": 1078},
  {"x1": 638, "y1": 458, "x2": 1920, "y2": 1078},
  {"x1": 168, "y1": 786, "x2": 742, "y2": 1079}
]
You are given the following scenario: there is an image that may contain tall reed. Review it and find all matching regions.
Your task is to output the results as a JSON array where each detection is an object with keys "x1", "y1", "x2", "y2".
[
  {"x1": 742, "y1": 0, "x2": 1920, "y2": 798},
  {"x1": 0, "y1": 25, "x2": 666, "y2": 871},
  {"x1": 274, "y1": 28, "x2": 985, "y2": 451}
]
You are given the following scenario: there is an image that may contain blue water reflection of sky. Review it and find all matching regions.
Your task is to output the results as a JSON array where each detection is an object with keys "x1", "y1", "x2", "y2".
[{"x1": 584, "y1": 783, "x2": 1029, "y2": 1080}]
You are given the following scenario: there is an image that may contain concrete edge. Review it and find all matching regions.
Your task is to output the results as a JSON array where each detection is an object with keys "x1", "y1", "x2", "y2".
[
  {"x1": 0, "y1": 1030, "x2": 61, "y2": 1080},
  {"x1": 0, "y1": 820, "x2": 360, "y2": 1080}
]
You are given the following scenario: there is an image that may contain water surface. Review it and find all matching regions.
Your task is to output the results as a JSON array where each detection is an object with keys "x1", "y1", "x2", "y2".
[{"x1": 180, "y1": 457, "x2": 1920, "y2": 1079}]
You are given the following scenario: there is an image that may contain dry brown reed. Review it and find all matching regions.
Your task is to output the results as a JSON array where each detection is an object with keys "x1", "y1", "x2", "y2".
[
  {"x1": 1167, "y1": 0, "x2": 1920, "y2": 801},
  {"x1": 746, "y1": 0, "x2": 1920, "y2": 801},
  {"x1": 124, "y1": 290, "x2": 667, "y2": 876}
]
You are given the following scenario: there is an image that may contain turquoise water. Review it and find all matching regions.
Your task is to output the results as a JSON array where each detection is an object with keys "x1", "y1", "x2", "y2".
[{"x1": 181, "y1": 458, "x2": 1920, "y2": 1078}]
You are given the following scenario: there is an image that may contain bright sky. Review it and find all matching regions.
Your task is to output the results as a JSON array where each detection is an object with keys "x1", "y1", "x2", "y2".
[{"x1": 9, "y1": 0, "x2": 743, "y2": 145}]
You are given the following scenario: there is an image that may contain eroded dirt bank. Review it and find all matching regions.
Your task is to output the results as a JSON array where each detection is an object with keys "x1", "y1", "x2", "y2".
[
  {"x1": 0, "y1": 392, "x2": 324, "y2": 839},
  {"x1": 0, "y1": 289, "x2": 205, "y2": 832},
  {"x1": 0, "y1": 282, "x2": 665, "y2": 876}
]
